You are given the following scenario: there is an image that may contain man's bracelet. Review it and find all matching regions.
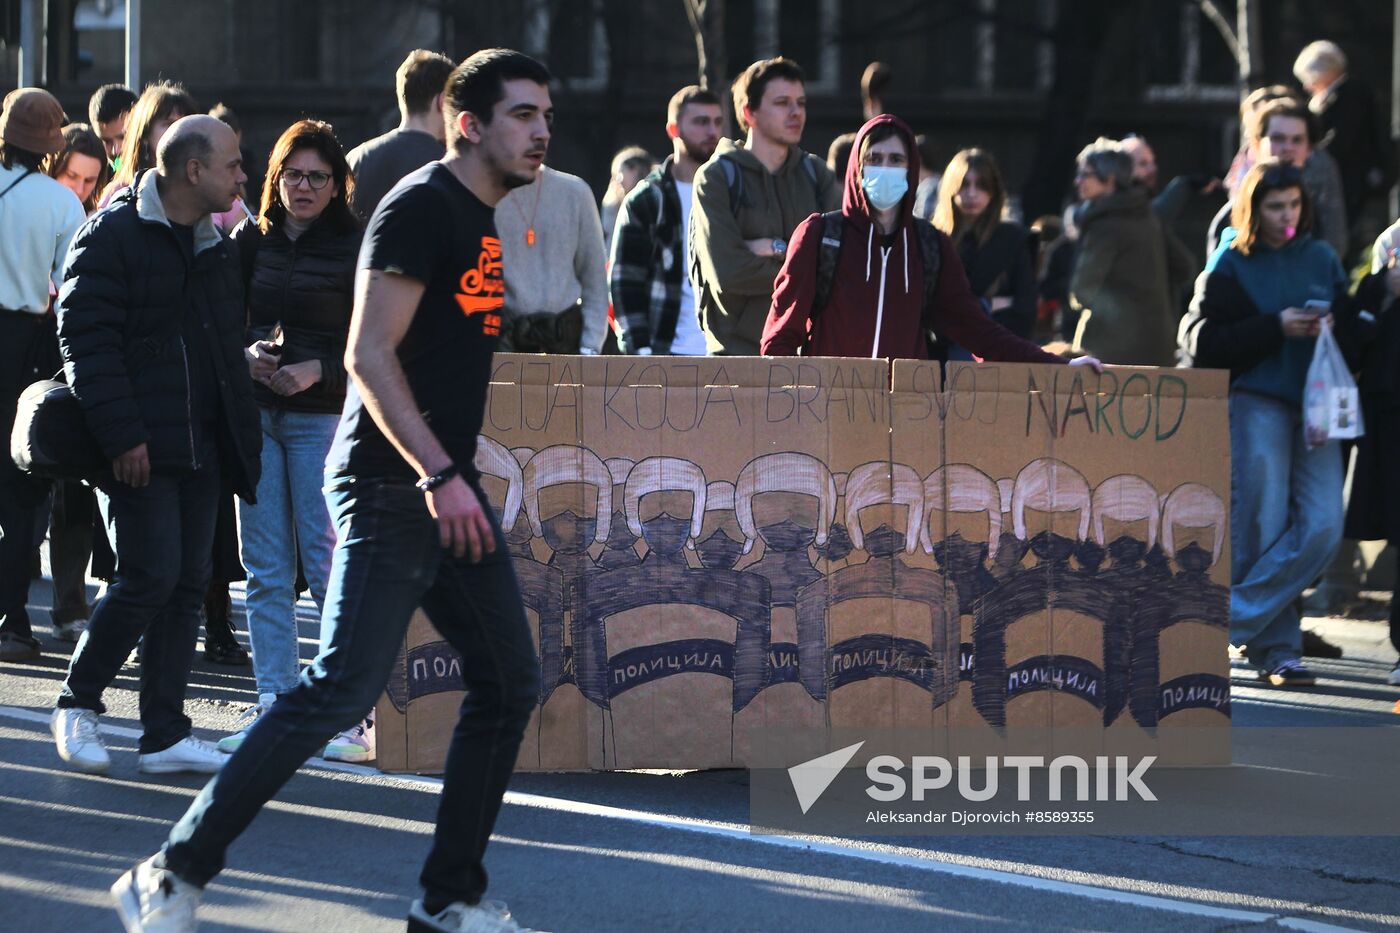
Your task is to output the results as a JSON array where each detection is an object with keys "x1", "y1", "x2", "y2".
[{"x1": 415, "y1": 464, "x2": 460, "y2": 493}]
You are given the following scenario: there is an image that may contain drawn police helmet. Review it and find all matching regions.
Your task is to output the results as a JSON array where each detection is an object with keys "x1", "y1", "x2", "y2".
[
  {"x1": 623, "y1": 456, "x2": 707, "y2": 549},
  {"x1": 523, "y1": 444, "x2": 613, "y2": 544},
  {"x1": 844, "y1": 461, "x2": 924, "y2": 555},
  {"x1": 920, "y1": 463, "x2": 1003, "y2": 558},
  {"x1": 1160, "y1": 483, "x2": 1225, "y2": 569},
  {"x1": 473, "y1": 436, "x2": 524, "y2": 534},
  {"x1": 1011, "y1": 458, "x2": 1091, "y2": 542},
  {"x1": 735, "y1": 452, "x2": 837, "y2": 555},
  {"x1": 605, "y1": 457, "x2": 635, "y2": 490},
  {"x1": 706, "y1": 480, "x2": 735, "y2": 512},
  {"x1": 1090, "y1": 474, "x2": 1161, "y2": 550}
]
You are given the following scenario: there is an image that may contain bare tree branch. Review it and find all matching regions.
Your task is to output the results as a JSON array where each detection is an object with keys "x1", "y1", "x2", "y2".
[
  {"x1": 1196, "y1": 0, "x2": 1241, "y2": 64},
  {"x1": 683, "y1": 0, "x2": 707, "y2": 87}
]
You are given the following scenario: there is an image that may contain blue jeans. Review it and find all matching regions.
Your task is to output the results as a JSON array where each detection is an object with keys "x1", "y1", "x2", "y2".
[
  {"x1": 57, "y1": 456, "x2": 221, "y2": 753},
  {"x1": 1229, "y1": 391, "x2": 1345, "y2": 669},
  {"x1": 161, "y1": 476, "x2": 540, "y2": 906},
  {"x1": 237, "y1": 409, "x2": 339, "y2": 697}
]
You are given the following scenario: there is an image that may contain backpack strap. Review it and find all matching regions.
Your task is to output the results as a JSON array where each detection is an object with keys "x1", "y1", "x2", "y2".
[
  {"x1": 913, "y1": 219, "x2": 944, "y2": 329},
  {"x1": 810, "y1": 211, "x2": 845, "y2": 322},
  {"x1": 0, "y1": 167, "x2": 36, "y2": 202},
  {"x1": 718, "y1": 154, "x2": 744, "y2": 214},
  {"x1": 801, "y1": 153, "x2": 822, "y2": 204}
]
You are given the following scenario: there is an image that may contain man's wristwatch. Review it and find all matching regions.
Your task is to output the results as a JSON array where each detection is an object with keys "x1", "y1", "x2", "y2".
[
  {"x1": 772, "y1": 238, "x2": 787, "y2": 257},
  {"x1": 416, "y1": 464, "x2": 460, "y2": 493}
]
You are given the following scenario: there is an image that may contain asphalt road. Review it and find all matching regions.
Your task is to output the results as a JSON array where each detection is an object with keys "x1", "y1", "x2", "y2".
[{"x1": 2, "y1": 577, "x2": 1399, "y2": 932}]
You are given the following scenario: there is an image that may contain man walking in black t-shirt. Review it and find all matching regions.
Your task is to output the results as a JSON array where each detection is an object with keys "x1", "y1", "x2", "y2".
[{"x1": 113, "y1": 49, "x2": 551, "y2": 933}]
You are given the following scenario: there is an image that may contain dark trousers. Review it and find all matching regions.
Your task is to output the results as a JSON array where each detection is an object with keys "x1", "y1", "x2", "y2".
[
  {"x1": 49, "y1": 480, "x2": 96, "y2": 624},
  {"x1": 0, "y1": 311, "x2": 57, "y2": 642},
  {"x1": 160, "y1": 477, "x2": 540, "y2": 906},
  {"x1": 57, "y1": 455, "x2": 221, "y2": 753}
]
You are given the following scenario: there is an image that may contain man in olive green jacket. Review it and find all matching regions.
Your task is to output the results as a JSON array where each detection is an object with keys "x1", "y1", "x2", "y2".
[{"x1": 689, "y1": 57, "x2": 840, "y2": 355}]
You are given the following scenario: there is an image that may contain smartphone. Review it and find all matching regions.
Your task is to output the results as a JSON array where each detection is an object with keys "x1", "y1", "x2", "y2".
[{"x1": 1303, "y1": 299, "x2": 1330, "y2": 317}]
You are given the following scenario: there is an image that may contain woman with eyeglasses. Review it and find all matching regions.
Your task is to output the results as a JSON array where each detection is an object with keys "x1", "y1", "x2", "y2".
[
  {"x1": 1180, "y1": 160, "x2": 1359, "y2": 687},
  {"x1": 1068, "y1": 137, "x2": 1181, "y2": 366},
  {"x1": 219, "y1": 120, "x2": 367, "y2": 760}
]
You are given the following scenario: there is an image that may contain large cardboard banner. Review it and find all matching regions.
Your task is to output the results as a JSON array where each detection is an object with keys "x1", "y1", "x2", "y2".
[{"x1": 377, "y1": 356, "x2": 1231, "y2": 772}]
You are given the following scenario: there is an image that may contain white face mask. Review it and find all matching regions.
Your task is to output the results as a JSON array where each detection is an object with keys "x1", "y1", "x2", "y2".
[{"x1": 861, "y1": 165, "x2": 908, "y2": 211}]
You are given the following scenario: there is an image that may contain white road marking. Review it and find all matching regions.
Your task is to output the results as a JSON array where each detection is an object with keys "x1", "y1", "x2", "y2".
[{"x1": 0, "y1": 705, "x2": 1367, "y2": 931}]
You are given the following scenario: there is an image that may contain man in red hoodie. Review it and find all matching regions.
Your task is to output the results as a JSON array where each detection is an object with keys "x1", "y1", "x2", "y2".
[{"x1": 762, "y1": 113, "x2": 1100, "y2": 369}]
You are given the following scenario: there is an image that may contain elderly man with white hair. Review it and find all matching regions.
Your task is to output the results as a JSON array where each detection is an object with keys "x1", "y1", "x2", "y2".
[{"x1": 1295, "y1": 39, "x2": 1396, "y2": 236}]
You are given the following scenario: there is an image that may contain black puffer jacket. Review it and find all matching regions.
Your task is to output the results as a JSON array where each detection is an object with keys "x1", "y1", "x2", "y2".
[
  {"x1": 56, "y1": 170, "x2": 262, "y2": 500},
  {"x1": 956, "y1": 221, "x2": 1037, "y2": 339},
  {"x1": 231, "y1": 215, "x2": 362, "y2": 414}
]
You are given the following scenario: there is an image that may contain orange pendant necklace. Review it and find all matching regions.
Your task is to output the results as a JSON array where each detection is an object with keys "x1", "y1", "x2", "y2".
[{"x1": 514, "y1": 170, "x2": 544, "y2": 247}]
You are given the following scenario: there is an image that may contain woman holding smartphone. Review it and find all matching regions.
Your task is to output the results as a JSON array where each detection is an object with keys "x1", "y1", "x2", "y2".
[
  {"x1": 219, "y1": 121, "x2": 366, "y2": 759},
  {"x1": 1180, "y1": 160, "x2": 1358, "y2": 686}
]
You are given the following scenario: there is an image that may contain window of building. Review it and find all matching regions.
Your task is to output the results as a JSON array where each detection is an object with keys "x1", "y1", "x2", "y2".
[
  {"x1": 753, "y1": 0, "x2": 839, "y2": 93},
  {"x1": 1144, "y1": 0, "x2": 1238, "y2": 102},
  {"x1": 922, "y1": 0, "x2": 1056, "y2": 97},
  {"x1": 524, "y1": 0, "x2": 608, "y2": 93},
  {"x1": 71, "y1": 0, "x2": 125, "y2": 85}
]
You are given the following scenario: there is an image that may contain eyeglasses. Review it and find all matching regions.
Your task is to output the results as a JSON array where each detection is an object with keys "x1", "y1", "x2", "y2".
[{"x1": 280, "y1": 168, "x2": 332, "y2": 190}]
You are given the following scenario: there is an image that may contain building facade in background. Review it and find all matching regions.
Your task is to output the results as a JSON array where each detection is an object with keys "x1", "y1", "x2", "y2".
[{"x1": 1, "y1": 0, "x2": 1393, "y2": 242}]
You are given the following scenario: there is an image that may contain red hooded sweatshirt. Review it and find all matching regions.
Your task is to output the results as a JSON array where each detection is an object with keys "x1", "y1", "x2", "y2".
[{"x1": 761, "y1": 114, "x2": 1062, "y2": 364}]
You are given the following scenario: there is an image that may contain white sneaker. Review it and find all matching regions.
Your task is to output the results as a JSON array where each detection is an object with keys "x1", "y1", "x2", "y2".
[
  {"x1": 111, "y1": 855, "x2": 201, "y2": 933},
  {"x1": 216, "y1": 693, "x2": 276, "y2": 753},
  {"x1": 322, "y1": 709, "x2": 375, "y2": 763},
  {"x1": 139, "y1": 736, "x2": 226, "y2": 775},
  {"x1": 51, "y1": 707, "x2": 110, "y2": 774},
  {"x1": 408, "y1": 898, "x2": 520, "y2": 932},
  {"x1": 1387, "y1": 662, "x2": 1400, "y2": 687},
  {"x1": 53, "y1": 619, "x2": 87, "y2": 643}
]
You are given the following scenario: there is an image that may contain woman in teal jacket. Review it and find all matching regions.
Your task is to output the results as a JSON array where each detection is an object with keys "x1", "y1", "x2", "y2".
[{"x1": 1180, "y1": 160, "x2": 1359, "y2": 686}]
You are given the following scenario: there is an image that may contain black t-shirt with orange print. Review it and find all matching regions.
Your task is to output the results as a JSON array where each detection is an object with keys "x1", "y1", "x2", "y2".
[{"x1": 328, "y1": 162, "x2": 503, "y2": 484}]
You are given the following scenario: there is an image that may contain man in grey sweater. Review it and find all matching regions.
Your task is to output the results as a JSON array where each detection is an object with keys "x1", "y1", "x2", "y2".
[{"x1": 495, "y1": 163, "x2": 609, "y2": 354}]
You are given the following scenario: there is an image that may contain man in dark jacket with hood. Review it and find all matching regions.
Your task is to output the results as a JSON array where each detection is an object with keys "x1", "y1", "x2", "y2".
[
  {"x1": 51, "y1": 115, "x2": 261, "y2": 778},
  {"x1": 762, "y1": 113, "x2": 1097, "y2": 370},
  {"x1": 690, "y1": 57, "x2": 840, "y2": 355}
]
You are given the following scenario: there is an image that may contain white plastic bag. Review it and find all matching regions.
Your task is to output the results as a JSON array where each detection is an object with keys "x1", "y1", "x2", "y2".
[{"x1": 1302, "y1": 319, "x2": 1364, "y2": 449}]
